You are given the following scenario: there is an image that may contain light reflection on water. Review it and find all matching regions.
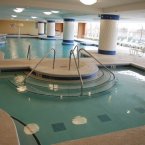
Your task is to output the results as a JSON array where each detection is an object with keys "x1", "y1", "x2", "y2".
[{"x1": 118, "y1": 70, "x2": 145, "y2": 81}]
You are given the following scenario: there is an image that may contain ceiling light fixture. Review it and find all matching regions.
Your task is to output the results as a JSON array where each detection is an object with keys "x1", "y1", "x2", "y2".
[
  {"x1": 80, "y1": 0, "x2": 97, "y2": 5},
  {"x1": 43, "y1": 12, "x2": 52, "y2": 15},
  {"x1": 13, "y1": 8, "x2": 25, "y2": 13},
  {"x1": 51, "y1": 11, "x2": 59, "y2": 13}
]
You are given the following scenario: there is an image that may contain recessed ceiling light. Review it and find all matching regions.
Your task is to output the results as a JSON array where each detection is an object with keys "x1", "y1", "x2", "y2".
[
  {"x1": 13, "y1": 8, "x2": 25, "y2": 13},
  {"x1": 11, "y1": 15, "x2": 17, "y2": 18},
  {"x1": 31, "y1": 16, "x2": 37, "y2": 19},
  {"x1": 80, "y1": 0, "x2": 97, "y2": 5},
  {"x1": 51, "y1": 11, "x2": 59, "y2": 13},
  {"x1": 43, "y1": 12, "x2": 52, "y2": 15}
]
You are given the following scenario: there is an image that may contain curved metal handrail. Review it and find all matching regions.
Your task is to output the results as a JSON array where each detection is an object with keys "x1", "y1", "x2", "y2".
[
  {"x1": 69, "y1": 45, "x2": 79, "y2": 70},
  {"x1": 24, "y1": 48, "x2": 56, "y2": 82},
  {"x1": 70, "y1": 50, "x2": 83, "y2": 96},
  {"x1": 78, "y1": 48, "x2": 115, "y2": 79}
]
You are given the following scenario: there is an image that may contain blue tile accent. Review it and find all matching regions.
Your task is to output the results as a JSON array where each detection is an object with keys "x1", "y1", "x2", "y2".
[
  {"x1": 38, "y1": 33, "x2": 45, "y2": 35},
  {"x1": 32, "y1": 71, "x2": 97, "y2": 80},
  {"x1": 135, "y1": 107, "x2": 145, "y2": 113},
  {"x1": 101, "y1": 14, "x2": 120, "y2": 20},
  {"x1": 98, "y1": 49, "x2": 116, "y2": 55},
  {"x1": 80, "y1": 42, "x2": 98, "y2": 47},
  {"x1": 47, "y1": 36, "x2": 55, "y2": 38},
  {"x1": 38, "y1": 21, "x2": 45, "y2": 23},
  {"x1": 62, "y1": 40, "x2": 74, "y2": 45},
  {"x1": 52, "y1": 122, "x2": 66, "y2": 132},
  {"x1": 64, "y1": 18, "x2": 75, "y2": 22},
  {"x1": 97, "y1": 114, "x2": 111, "y2": 122},
  {"x1": 47, "y1": 20, "x2": 55, "y2": 23}
]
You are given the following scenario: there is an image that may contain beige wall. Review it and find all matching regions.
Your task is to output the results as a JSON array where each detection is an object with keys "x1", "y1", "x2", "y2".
[{"x1": 0, "y1": 20, "x2": 38, "y2": 35}]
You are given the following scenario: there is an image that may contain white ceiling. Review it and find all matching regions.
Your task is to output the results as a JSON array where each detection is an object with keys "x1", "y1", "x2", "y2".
[{"x1": 0, "y1": 0, "x2": 145, "y2": 22}]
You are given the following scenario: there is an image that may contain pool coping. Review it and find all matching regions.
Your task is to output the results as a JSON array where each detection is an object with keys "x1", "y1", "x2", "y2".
[
  {"x1": 53, "y1": 125, "x2": 145, "y2": 145},
  {"x1": 0, "y1": 109, "x2": 20, "y2": 145}
]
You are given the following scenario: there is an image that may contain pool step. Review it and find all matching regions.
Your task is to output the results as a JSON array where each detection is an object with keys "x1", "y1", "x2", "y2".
[
  {"x1": 25, "y1": 69, "x2": 111, "y2": 89},
  {"x1": 9, "y1": 68, "x2": 116, "y2": 97}
]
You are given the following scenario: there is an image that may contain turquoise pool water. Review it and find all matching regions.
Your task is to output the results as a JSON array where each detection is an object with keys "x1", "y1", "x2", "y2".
[
  {"x1": 0, "y1": 38, "x2": 81, "y2": 59},
  {"x1": 0, "y1": 66, "x2": 145, "y2": 145},
  {"x1": 0, "y1": 38, "x2": 97, "y2": 59}
]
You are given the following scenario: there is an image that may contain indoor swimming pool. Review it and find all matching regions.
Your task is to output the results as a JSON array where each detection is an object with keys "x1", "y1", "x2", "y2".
[
  {"x1": 0, "y1": 66, "x2": 145, "y2": 145},
  {"x1": 0, "y1": 38, "x2": 97, "y2": 59}
]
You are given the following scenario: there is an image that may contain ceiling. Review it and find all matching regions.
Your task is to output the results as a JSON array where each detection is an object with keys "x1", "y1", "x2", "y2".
[{"x1": 0, "y1": 0, "x2": 145, "y2": 22}]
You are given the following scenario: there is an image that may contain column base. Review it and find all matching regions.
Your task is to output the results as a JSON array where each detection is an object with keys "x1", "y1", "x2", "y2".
[
  {"x1": 62, "y1": 40, "x2": 74, "y2": 45},
  {"x1": 98, "y1": 49, "x2": 116, "y2": 55},
  {"x1": 46, "y1": 36, "x2": 56, "y2": 40}
]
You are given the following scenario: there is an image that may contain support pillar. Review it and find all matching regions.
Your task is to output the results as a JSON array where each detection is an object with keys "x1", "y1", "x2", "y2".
[
  {"x1": 38, "y1": 21, "x2": 45, "y2": 36},
  {"x1": 47, "y1": 20, "x2": 55, "y2": 38},
  {"x1": 63, "y1": 18, "x2": 75, "y2": 45},
  {"x1": 98, "y1": 14, "x2": 119, "y2": 55}
]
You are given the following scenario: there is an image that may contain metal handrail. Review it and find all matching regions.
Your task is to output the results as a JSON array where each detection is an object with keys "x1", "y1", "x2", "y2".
[
  {"x1": 27, "y1": 45, "x2": 31, "y2": 60},
  {"x1": 70, "y1": 50, "x2": 83, "y2": 96},
  {"x1": 78, "y1": 48, "x2": 115, "y2": 79},
  {"x1": 69, "y1": 45, "x2": 79, "y2": 70},
  {"x1": 24, "y1": 48, "x2": 56, "y2": 81}
]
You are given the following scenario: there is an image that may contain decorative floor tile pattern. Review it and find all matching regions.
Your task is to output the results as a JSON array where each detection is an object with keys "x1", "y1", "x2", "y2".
[
  {"x1": 97, "y1": 114, "x2": 111, "y2": 122},
  {"x1": 52, "y1": 122, "x2": 66, "y2": 132},
  {"x1": 135, "y1": 107, "x2": 145, "y2": 114}
]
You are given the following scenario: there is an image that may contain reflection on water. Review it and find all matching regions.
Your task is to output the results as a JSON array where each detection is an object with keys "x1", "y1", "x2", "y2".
[
  {"x1": 17, "y1": 86, "x2": 27, "y2": 92},
  {"x1": 0, "y1": 38, "x2": 77, "y2": 59},
  {"x1": 118, "y1": 70, "x2": 145, "y2": 81}
]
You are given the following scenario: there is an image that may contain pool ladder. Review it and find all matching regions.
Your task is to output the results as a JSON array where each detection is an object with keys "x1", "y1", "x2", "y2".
[
  {"x1": 24, "y1": 45, "x2": 115, "y2": 97},
  {"x1": 69, "y1": 45, "x2": 116, "y2": 96},
  {"x1": 25, "y1": 48, "x2": 56, "y2": 81}
]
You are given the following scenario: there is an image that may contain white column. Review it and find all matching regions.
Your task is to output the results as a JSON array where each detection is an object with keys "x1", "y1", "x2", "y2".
[
  {"x1": 47, "y1": 20, "x2": 55, "y2": 38},
  {"x1": 63, "y1": 18, "x2": 75, "y2": 45},
  {"x1": 38, "y1": 21, "x2": 45, "y2": 36},
  {"x1": 98, "y1": 14, "x2": 119, "y2": 55}
]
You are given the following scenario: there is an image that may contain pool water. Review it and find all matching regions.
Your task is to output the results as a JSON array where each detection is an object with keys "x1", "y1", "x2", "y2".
[
  {"x1": 0, "y1": 38, "x2": 96, "y2": 59},
  {"x1": 0, "y1": 38, "x2": 76, "y2": 59},
  {"x1": 0, "y1": 66, "x2": 145, "y2": 145}
]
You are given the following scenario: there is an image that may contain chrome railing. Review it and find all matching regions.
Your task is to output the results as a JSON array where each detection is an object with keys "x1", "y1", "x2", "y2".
[
  {"x1": 69, "y1": 49, "x2": 83, "y2": 96},
  {"x1": 24, "y1": 48, "x2": 56, "y2": 81},
  {"x1": 78, "y1": 48, "x2": 115, "y2": 80},
  {"x1": 27, "y1": 45, "x2": 31, "y2": 60},
  {"x1": 69, "y1": 45, "x2": 79, "y2": 70}
]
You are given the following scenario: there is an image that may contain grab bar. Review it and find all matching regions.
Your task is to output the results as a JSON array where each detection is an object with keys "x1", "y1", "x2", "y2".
[
  {"x1": 24, "y1": 48, "x2": 55, "y2": 81},
  {"x1": 78, "y1": 48, "x2": 115, "y2": 79},
  {"x1": 27, "y1": 45, "x2": 31, "y2": 60},
  {"x1": 69, "y1": 50, "x2": 83, "y2": 96},
  {"x1": 69, "y1": 45, "x2": 79, "y2": 70}
]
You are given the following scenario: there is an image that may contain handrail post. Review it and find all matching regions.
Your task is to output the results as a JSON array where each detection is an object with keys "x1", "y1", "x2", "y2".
[
  {"x1": 24, "y1": 48, "x2": 56, "y2": 82},
  {"x1": 78, "y1": 48, "x2": 115, "y2": 79},
  {"x1": 69, "y1": 51, "x2": 72, "y2": 70},
  {"x1": 78, "y1": 49, "x2": 80, "y2": 69},
  {"x1": 52, "y1": 49, "x2": 56, "y2": 69},
  {"x1": 71, "y1": 51, "x2": 83, "y2": 96},
  {"x1": 69, "y1": 45, "x2": 80, "y2": 70},
  {"x1": 27, "y1": 45, "x2": 31, "y2": 60}
]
